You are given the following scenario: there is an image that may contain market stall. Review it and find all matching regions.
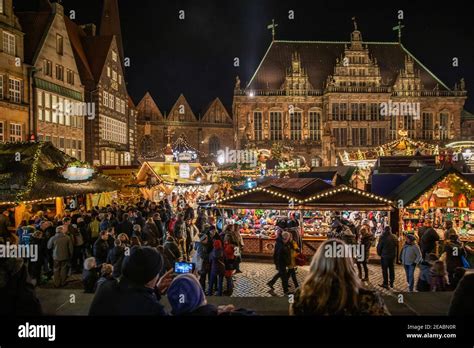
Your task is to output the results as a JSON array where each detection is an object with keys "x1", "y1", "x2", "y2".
[
  {"x1": 0, "y1": 142, "x2": 119, "y2": 227},
  {"x1": 389, "y1": 166, "x2": 474, "y2": 261},
  {"x1": 216, "y1": 178, "x2": 394, "y2": 258}
]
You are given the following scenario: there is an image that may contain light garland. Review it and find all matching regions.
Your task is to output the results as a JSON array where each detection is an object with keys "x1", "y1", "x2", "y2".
[
  {"x1": 216, "y1": 184, "x2": 393, "y2": 206},
  {"x1": 15, "y1": 142, "x2": 45, "y2": 203}
]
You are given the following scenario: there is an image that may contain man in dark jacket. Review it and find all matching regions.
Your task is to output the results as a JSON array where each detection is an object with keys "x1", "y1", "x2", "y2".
[
  {"x1": 93, "y1": 231, "x2": 110, "y2": 265},
  {"x1": 419, "y1": 219, "x2": 440, "y2": 258},
  {"x1": 448, "y1": 273, "x2": 474, "y2": 316},
  {"x1": 152, "y1": 213, "x2": 164, "y2": 245},
  {"x1": 89, "y1": 246, "x2": 172, "y2": 316},
  {"x1": 47, "y1": 226, "x2": 73, "y2": 287},
  {"x1": 0, "y1": 209, "x2": 11, "y2": 243},
  {"x1": 116, "y1": 213, "x2": 134, "y2": 238},
  {"x1": 173, "y1": 214, "x2": 187, "y2": 261},
  {"x1": 0, "y1": 258, "x2": 43, "y2": 315},
  {"x1": 267, "y1": 231, "x2": 291, "y2": 294},
  {"x1": 184, "y1": 203, "x2": 195, "y2": 221},
  {"x1": 376, "y1": 226, "x2": 398, "y2": 289},
  {"x1": 107, "y1": 239, "x2": 125, "y2": 278}
]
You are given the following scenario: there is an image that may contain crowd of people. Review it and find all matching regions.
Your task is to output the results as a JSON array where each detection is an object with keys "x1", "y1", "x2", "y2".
[{"x1": 0, "y1": 197, "x2": 473, "y2": 316}]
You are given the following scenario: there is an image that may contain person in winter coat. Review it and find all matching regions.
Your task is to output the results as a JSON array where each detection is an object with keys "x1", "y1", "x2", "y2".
[
  {"x1": 196, "y1": 234, "x2": 210, "y2": 290},
  {"x1": 28, "y1": 230, "x2": 47, "y2": 285},
  {"x1": 143, "y1": 217, "x2": 160, "y2": 247},
  {"x1": 183, "y1": 203, "x2": 195, "y2": 221},
  {"x1": 93, "y1": 231, "x2": 110, "y2": 266},
  {"x1": 430, "y1": 260, "x2": 448, "y2": 292},
  {"x1": 0, "y1": 258, "x2": 43, "y2": 316},
  {"x1": 267, "y1": 231, "x2": 291, "y2": 294},
  {"x1": 88, "y1": 214, "x2": 101, "y2": 254},
  {"x1": 71, "y1": 223, "x2": 85, "y2": 273},
  {"x1": 89, "y1": 246, "x2": 173, "y2": 316},
  {"x1": 231, "y1": 224, "x2": 244, "y2": 273},
  {"x1": 208, "y1": 239, "x2": 225, "y2": 296},
  {"x1": 152, "y1": 213, "x2": 164, "y2": 245},
  {"x1": 82, "y1": 257, "x2": 100, "y2": 293},
  {"x1": 163, "y1": 236, "x2": 181, "y2": 270},
  {"x1": 185, "y1": 219, "x2": 199, "y2": 259},
  {"x1": 416, "y1": 253, "x2": 438, "y2": 292},
  {"x1": 444, "y1": 233, "x2": 467, "y2": 288},
  {"x1": 290, "y1": 239, "x2": 388, "y2": 316},
  {"x1": 419, "y1": 219, "x2": 440, "y2": 259},
  {"x1": 116, "y1": 214, "x2": 134, "y2": 239},
  {"x1": 223, "y1": 235, "x2": 236, "y2": 296},
  {"x1": 107, "y1": 239, "x2": 125, "y2": 278},
  {"x1": 356, "y1": 220, "x2": 373, "y2": 282},
  {"x1": 131, "y1": 224, "x2": 143, "y2": 245},
  {"x1": 0, "y1": 209, "x2": 11, "y2": 243},
  {"x1": 287, "y1": 234, "x2": 300, "y2": 289},
  {"x1": 47, "y1": 225, "x2": 74, "y2": 287},
  {"x1": 173, "y1": 214, "x2": 188, "y2": 261},
  {"x1": 134, "y1": 211, "x2": 145, "y2": 231},
  {"x1": 376, "y1": 226, "x2": 398, "y2": 289},
  {"x1": 448, "y1": 273, "x2": 474, "y2": 315},
  {"x1": 95, "y1": 263, "x2": 115, "y2": 292},
  {"x1": 400, "y1": 234, "x2": 422, "y2": 291}
]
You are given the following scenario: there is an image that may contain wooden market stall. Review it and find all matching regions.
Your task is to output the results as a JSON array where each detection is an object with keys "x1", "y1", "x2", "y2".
[
  {"x1": 216, "y1": 178, "x2": 394, "y2": 258},
  {"x1": 0, "y1": 142, "x2": 120, "y2": 228},
  {"x1": 134, "y1": 160, "x2": 212, "y2": 203},
  {"x1": 389, "y1": 166, "x2": 474, "y2": 261}
]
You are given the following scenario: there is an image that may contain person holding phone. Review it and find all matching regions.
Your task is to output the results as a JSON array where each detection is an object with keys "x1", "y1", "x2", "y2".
[{"x1": 89, "y1": 246, "x2": 174, "y2": 316}]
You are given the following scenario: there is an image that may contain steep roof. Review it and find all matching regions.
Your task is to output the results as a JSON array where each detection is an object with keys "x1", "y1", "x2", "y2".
[
  {"x1": 201, "y1": 98, "x2": 232, "y2": 123},
  {"x1": 16, "y1": 11, "x2": 53, "y2": 64},
  {"x1": 168, "y1": 94, "x2": 197, "y2": 122},
  {"x1": 81, "y1": 35, "x2": 114, "y2": 83},
  {"x1": 64, "y1": 17, "x2": 94, "y2": 82},
  {"x1": 388, "y1": 166, "x2": 461, "y2": 205},
  {"x1": 137, "y1": 92, "x2": 164, "y2": 121},
  {"x1": 100, "y1": 0, "x2": 124, "y2": 66},
  {"x1": 247, "y1": 40, "x2": 450, "y2": 91}
]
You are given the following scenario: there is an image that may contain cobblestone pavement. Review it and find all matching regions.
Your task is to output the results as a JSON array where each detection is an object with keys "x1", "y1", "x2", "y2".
[
  {"x1": 39, "y1": 261, "x2": 420, "y2": 298},
  {"x1": 231, "y1": 261, "x2": 420, "y2": 298}
]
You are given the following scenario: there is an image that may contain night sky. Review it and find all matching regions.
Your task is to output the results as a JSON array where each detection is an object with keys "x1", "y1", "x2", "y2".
[{"x1": 14, "y1": 0, "x2": 474, "y2": 114}]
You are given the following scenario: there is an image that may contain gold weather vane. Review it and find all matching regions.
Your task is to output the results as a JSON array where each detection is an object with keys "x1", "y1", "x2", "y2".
[
  {"x1": 267, "y1": 19, "x2": 278, "y2": 41},
  {"x1": 392, "y1": 20, "x2": 405, "y2": 43}
]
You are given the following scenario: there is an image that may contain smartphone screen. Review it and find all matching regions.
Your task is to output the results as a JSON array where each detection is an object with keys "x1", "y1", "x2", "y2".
[{"x1": 174, "y1": 262, "x2": 195, "y2": 274}]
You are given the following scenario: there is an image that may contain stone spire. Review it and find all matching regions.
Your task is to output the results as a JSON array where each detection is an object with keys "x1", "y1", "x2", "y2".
[{"x1": 100, "y1": 0, "x2": 124, "y2": 66}]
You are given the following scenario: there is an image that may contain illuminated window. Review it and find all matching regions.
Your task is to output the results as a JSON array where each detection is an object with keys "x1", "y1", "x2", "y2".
[
  {"x1": 290, "y1": 111, "x2": 302, "y2": 140},
  {"x1": 309, "y1": 111, "x2": 321, "y2": 141},
  {"x1": 253, "y1": 112, "x2": 262, "y2": 141},
  {"x1": 3, "y1": 31, "x2": 15, "y2": 55},
  {"x1": 9, "y1": 123, "x2": 22, "y2": 142},
  {"x1": 270, "y1": 111, "x2": 282, "y2": 141},
  {"x1": 8, "y1": 78, "x2": 21, "y2": 103}
]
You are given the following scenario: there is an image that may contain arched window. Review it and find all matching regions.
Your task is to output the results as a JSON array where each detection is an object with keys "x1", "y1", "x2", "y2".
[{"x1": 209, "y1": 136, "x2": 220, "y2": 155}]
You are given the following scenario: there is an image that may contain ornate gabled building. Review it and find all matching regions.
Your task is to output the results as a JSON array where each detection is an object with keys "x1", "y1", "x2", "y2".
[
  {"x1": 65, "y1": 0, "x2": 134, "y2": 166},
  {"x1": 136, "y1": 93, "x2": 234, "y2": 161},
  {"x1": 0, "y1": 0, "x2": 29, "y2": 143},
  {"x1": 233, "y1": 22, "x2": 467, "y2": 166},
  {"x1": 18, "y1": 1, "x2": 85, "y2": 160}
]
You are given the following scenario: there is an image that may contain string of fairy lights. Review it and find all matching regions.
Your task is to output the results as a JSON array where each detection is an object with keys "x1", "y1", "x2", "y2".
[{"x1": 216, "y1": 184, "x2": 393, "y2": 206}]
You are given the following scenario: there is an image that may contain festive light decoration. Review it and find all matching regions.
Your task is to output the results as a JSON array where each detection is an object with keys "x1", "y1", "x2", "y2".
[{"x1": 216, "y1": 184, "x2": 393, "y2": 206}]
